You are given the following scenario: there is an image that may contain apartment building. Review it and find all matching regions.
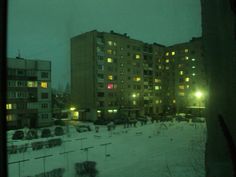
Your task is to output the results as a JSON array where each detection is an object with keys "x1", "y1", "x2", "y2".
[
  {"x1": 7, "y1": 57, "x2": 52, "y2": 129},
  {"x1": 71, "y1": 30, "x2": 205, "y2": 121},
  {"x1": 165, "y1": 37, "x2": 206, "y2": 114}
]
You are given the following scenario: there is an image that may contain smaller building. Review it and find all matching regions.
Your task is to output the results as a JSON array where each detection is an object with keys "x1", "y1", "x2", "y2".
[{"x1": 6, "y1": 57, "x2": 52, "y2": 129}]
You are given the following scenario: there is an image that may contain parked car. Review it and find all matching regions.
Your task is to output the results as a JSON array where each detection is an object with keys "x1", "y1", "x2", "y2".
[
  {"x1": 12, "y1": 130, "x2": 24, "y2": 140},
  {"x1": 41, "y1": 128, "x2": 52, "y2": 138},
  {"x1": 75, "y1": 125, "x2": 91, "y2": 133},
  {"x1": 54, "y1": 126, "x2": 64, "y2": 136},
  {"x1": 25, "y1": 129, "x2": 38, "y2": 140},
  {"x1": 94, "y1": 118, "x2": 110, "y2": 125}
]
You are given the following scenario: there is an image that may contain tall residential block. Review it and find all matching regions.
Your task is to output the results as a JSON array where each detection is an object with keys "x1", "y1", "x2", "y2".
[
  {"x1": 7, "y1": 58, "x2": 52, "y2": 129},
  {"x1": 71, "y1": 30, "x2": 205, "y2": 121}
]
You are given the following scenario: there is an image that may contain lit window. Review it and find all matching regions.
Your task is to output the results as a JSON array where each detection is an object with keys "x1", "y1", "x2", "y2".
[
  {"x1": 179, "y1": 85, "x2": 185, "y2": 89},
  {"x1": 155, "y1": 100, "x2": 159, "y2": 104},
  {"x1": 108, "y1": 75, "x2": 113, "y2": 80},
  {"x1": 192, "y1": 66, "x2": 195, "y2": 69},
  {"x1": 134, "y1": 77, "x2": 141, "y2": 82},
  {"x1": 171, "y1": 51, "x2": 175, "y2": 56},
  {"x1": 97, "y1": 110, "x2": 101, "y2": 113},
  {"x1": 133, "y1": 101, "x2": 136, "y2": 105},
  {"x1": 173, "y1": 100, "x2": 176, "y2": 103},
  {"x1": 114, "y1": 42, "x2": 117, "y2": 46},
  {"x1": 27, "y1": 81, "x2": 38, "y2": 87},
  {"x1": 192, "y1": 73, "x2": 196, "y2": 76},
  {"x1": 186, "y1": 85, "x2": 190, "y2": 88},
  {"x1": 108, "y1": 110, "x2": 113, "y2": 113},
  {"x1": 135, "y1": 54, "x2": 141, "y2": 59},
  {"x1": 113, "y1": 109, "x2": 118, "y2": 113},
  {"x1": 107, "y1": 49, "x2": 112, "y2": 54},
  {"x1": 165, "y1": 66, "x2": 169, "y2": 70},
  {"x1": 165, "y1": 52, "x2": 169, "y2": 56},
  {"x1": 185, "y1": 77, "x2": 190, "y2": 82},
  {"x1": 192, "y1": 58, "x2": 195, "y2": 61},
  {"x1": 158, "y1": 66, "x2": 162, "y2": 69},
  {"x1": 107, "y1": 83, "x2": 113, "y2": 89},
  {"x1": 6, "y1": 115, "x2": 13, "y2": 121},
  {"x1": 6, "y1": 104, "x2": 12, "y2": 110},
  {"x1": 160, "y1": 100, "x2": 162, "y2": 103},
  {"x1": 107, "y1": 41, "x2": 113, "y2": 46},
  {"x1": 180, "y1": 71, "x2": 184, "y2": 75},
  {"x1": 165, "y1": 59, "x2": 169, "y2": 63},
  {"x1": 179, "y1": 92, "x2": 185, "y2": 96},
  {"x1": 185, "y1": 56, "x2": 189, "y2": 60},
  {"x1": 185, "y1": 49, "x2": 189, "y2": 53},
  {"x1": 107, "y1": 58, "x2": 113, "y2": 63},
  {"x1": 155, "y1": 79, "x2": 161, "y2": 83},
  {"x1": 40, "y1": 82, "x2": 48, "y2": 88},
  {"x1": 155, "y1": 86, "x2": 160, "y2": 90}
]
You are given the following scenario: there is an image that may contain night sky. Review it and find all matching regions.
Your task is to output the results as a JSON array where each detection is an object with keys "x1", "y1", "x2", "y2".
[{"x1": 7, "y1": 0, "x2": 202, "y2": 88}]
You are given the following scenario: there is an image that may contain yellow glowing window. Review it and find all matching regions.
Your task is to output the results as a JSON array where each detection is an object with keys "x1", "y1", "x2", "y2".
[
  {"x1": 158, "y1": 66, "x2": 162, "y2": 69},
  {"x1": 107, "y1": 49, "x2": 112, "y2": 54},
  {"x1": 113, "y1": 109, "x2": 118, "y2": 113},
  {"x1": 173, "y1": 100, "x2": 176, "y2": 103},
  {"x1": 192, "y1": 73, "x2": 196, "y2": 76},
  {"x1": 108, "y1": 75, "x2": 113, "y2": 80},
  {"x1": 180, "y1": 71, "x2": 184, "y2": 75},
  {"x1": 134, "y1": 77, "x2": 141, "y2": 82},
  {"x1": 185, "y1": 56, "x2": 189, "y2": 60},
  {"x1": 185, "y1": 49, "x2": 189, "y2": 53},
  {"x1": 155, "y1": 86, "x2": 160, "y2": 90},
  {"x1": 97, "y1": 110, "x2": 101, "y2": 113},
  {"x1": 41, "y1": 82, "x2": 48, "y2": 88},
  {"x1": 107, "y1": 41, "x2": 113, "y2": 46},
  {"x1": 185, "y1": 77, "x2": 190, "y2": 82},
  {"x1": 192, "y1": 58, "x2": 195, "y2": 61},
  {"x1": 165, "y1": 52, "x2": 169, "y2": 56},
  {"x1": 135, "y1": 54, "x2": 141, "y2": 59},
  {"x1": 179, "y1": 92, "x2": 185, "y2": 96},
  {"x1": 165, "y1": 66, "x2": 169, "y2": 70},
  {"x1": 192, "y1": 66, "x2": 195, "y2": 69},
  {"x1": 155, "y1": 100, "x2": 159, "y2": 104},
  {"x1": 27, "y1": 81, "x2": 38, "y2": 87},
  {"x1": 6, "y1": 115, "x2": 13, "y2": 121},
  {"x1": 108, "y1": 110, "x2": 113, "y2": 113},
  {"x1": 133, "y1": 101, "x2": 136, "y2": 105},
  {"x1": 160, "y1": 100, "x2": 162, "y2": 103},
  {"x1": 171, "y1": 51, "x2": 175, "y2": 56},
  {"x1": 165, "y1": 59, "x2": 169, "y2": 63},
  {"x1": 155, "y1": 79, "x2": 161, "y2": 83},
  {"x1": 179, "y1": 85, "x2": 185, "y2": 89},
  {"x1": 107, "y1": 58, "x2": 113, "y2": 63},
  {"x1": 186, "y1": 85, "x2": 190, "y2": 88},
  {"x1": 6, "y1": 104, "x2": 12, "y2": 110},
  {"x1": 113, "y1": 42, "x2": 117, "y2": 46}
]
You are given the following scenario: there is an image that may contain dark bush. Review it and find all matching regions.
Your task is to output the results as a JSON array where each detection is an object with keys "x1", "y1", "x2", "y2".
[
  {"x1": 41, "y1": 128, "x2": 52, "y2": 138},
  {"x1": 12, "y1": 130, "x2": 24, "y2": 140},
  {"x1": 25, "y1": 129, "x2": 38, "y2": 140},
  {"x1": 75, "y1": 161, "x2": 98, "y2": 177},
  {"x1": 54, "y1": 126, "x2": 64, "y2": 136}
]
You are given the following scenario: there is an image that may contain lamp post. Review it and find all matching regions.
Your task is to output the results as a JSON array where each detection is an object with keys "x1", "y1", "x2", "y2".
[{"x1": 194, "y1": 91, "x2": 203, "y2": 117}]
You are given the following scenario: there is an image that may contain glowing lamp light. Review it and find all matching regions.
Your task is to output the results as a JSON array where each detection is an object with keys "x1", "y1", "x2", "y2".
[
  {"x1": 195, "y1": 91, "x2": 203, "y2": 99},
  {"x1": 70, "y1": 107, "x2": 76, "y2": 111},
  {"x1": 132, "y1": 93, "x2": 136, "y2": 98}
]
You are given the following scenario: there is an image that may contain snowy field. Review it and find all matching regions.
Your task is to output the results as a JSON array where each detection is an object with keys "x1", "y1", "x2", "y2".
[{"x1": 7, "y1": 120, "x2": 206, "y2": 177}]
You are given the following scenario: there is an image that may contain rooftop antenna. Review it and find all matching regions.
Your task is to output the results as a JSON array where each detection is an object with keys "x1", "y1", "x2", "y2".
[{"x1": 16, "y1": 49, "x2": 21, "y2": 59}]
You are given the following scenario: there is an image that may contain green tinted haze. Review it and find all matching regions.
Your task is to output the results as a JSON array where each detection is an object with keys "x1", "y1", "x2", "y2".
[{"x1": 7, "y1": 0, "x2": 201, "y2": 88}]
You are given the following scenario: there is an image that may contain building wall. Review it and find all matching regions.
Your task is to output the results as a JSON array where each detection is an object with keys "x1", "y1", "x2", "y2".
[
  {"x1": 6, "y1": 58, "x2": 52, "y2": 129},
  {"x1": 201, "y1": 0, "x2": 236, "y2": 176}
]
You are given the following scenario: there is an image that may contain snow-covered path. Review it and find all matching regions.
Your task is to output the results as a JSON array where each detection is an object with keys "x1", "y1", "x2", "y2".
[{"x1": 8, "y1": 121, "x2": 206, "y2": 177}]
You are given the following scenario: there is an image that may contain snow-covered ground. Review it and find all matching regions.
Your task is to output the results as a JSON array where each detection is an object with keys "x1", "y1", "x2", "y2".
[{"x1": 7, "y1": 121, "x2": 206, "y2": 177}]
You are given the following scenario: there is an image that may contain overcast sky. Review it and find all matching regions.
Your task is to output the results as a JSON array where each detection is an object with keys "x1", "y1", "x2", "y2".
[{"x1": 7, "y1": 0, "x2": 202, "y2": 88}]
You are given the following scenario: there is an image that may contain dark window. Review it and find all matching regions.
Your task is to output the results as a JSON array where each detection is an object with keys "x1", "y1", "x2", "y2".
[
  {"x1": 41, "y1": 93, "x2": 48, "y2": 99},
  {"x1": 41, "y1": 72, "x2": 49, "y2": 78},
  {"x1": 42, "y1": 103, "x2": 48, "y2": 108},
  {"x1": 97, "y1": 92, "x2": 104, "y2": 97}
]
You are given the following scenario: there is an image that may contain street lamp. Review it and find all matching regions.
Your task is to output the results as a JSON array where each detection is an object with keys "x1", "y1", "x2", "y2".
[{"x1": 194, "y1": 91, "x2": 203, "y2": 116}]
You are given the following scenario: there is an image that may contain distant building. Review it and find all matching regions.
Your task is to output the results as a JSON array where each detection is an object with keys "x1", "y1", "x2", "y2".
[
  {"x1": 6, "y1": 57, "x2": 52, "y2": 129},
  {"x1": 71, "y1": 30, "x2": 205, "y2": 121},
  {"x1": 165, "y1": 37, "x2": 206, "y2": 115}
]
